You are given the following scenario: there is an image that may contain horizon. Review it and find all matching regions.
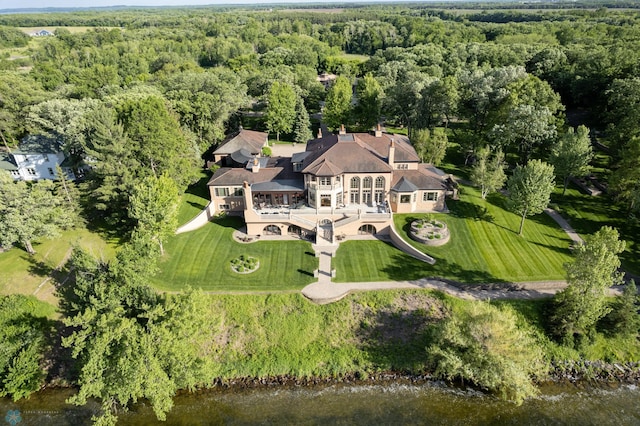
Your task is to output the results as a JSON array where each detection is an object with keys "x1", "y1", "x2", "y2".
[{"x1": 1, "y1": 0, "x2": 451, "y2": 12}]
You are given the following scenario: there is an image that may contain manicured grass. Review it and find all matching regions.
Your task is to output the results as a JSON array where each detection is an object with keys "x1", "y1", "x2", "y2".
[
  {"x1": 178, "y1": 171, "x2": 212, "y2": 225},
  {"x1": 335, "y1": 185, "x2": 573, "y2": 284},
  {"x1": 550, "y1": 185, "x2": 640, "y2": 275},
  {"x1": 0, "y1": 227, "x2": 116, "y2": 304},
  {"x1": 152, "y1": 216, "x2": 318, "y2": 292}
]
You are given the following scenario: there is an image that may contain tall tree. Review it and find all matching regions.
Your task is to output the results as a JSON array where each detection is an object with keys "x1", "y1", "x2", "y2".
[
  {"x1": 0, "y1": 171, "x2": 73, "y2": 254},
  {"x1": 470, "y1": 146, "x2": 507, "y2": 200},
  {"x1": 610, "y1": 137, "x2": 640, "y2": 214},
  {"x1": 293, "y1": 96, "x2": 312, "y2": 144},
  {"x1": 506, "y1": 160, "x2": 555, "y2": 236},
  {"x1": 603, "y1": 279, "x2": 640, "y2": 337},
  {"x1": 549, "y1": 125, "x2": 593, "y2": 194},
  {"x1": 551, "y1": 226, "x2": 625, "y2": 345},
  {"x1": 0, "y1": 295, "x2": 51, "y2": 401},
  {"x1": 354, "y1": 73, "x2": 383, "y2": 130},
  {"x1": 265, "y1": 81, "x2": 296, "y2": 142},
  {"x1": 61, "y1": 250, "x2": 212, "y2": 425},
  {"x1": 323, "y1": 75, "x2": 353, "y2": 130},
  {"x1": 491, "y1": 105, "x2": 557, "y2": 164},
  {"x1": 412, "y1": 127, "x2": 448, "y2": 166},
  {"x1": 129, "y1": 173, "x2": 179, "y2": 256}
]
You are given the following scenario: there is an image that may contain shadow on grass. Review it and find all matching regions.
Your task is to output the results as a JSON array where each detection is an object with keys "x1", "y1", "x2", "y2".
[
  {"x1": 297, "y1": 269, "x2": 314, "y2": 277},
  {"x1": 381, "y1": 250, "x2": 504, "y2": 285},
  {"x1": 185, "y1": 171, "x2": 212, "y2": 199},
  {"x1": 188, "y1": 200, "x2": 207, "y2": 211}
]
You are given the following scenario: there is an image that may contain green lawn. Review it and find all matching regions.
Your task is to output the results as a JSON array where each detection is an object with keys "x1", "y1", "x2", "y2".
[
  {"x1": 178, "y1": 171, "x2": 212, "y2": 225},
  {"x1": 550, "y1": 185, "x2": 640, "y2": 275},
  {"x1": 334, "y1": 185, "x2": 573, "y2": 284},
  {"x1": 0, "y1": 227, "x2": 116, "y2": 303},
  {"x1": 152, "y1": 216, "x2": 318, "y2": 292}
]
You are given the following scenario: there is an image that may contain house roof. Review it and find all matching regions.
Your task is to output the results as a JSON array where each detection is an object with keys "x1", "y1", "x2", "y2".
[
  {"x1": 392, "y1": 176, "x2": 419, "y2": 192},
  {"x1": 208, "y1": 157, "x2": 302, "y2": 188},
  {"x1": 0, "y1": 154, "x2": 18, "y2": 171},
  {"x1": 213, "y1": 129, "x2": 267, "y2": 156},
  {"x1": 14, "y1": 134, "x2": 63, "y2": 155},
  {"x1": 355, "y1": 133, "x2": 419, "y2": 163},
  {"x1": 302, "y1": 133, "x2": 393, "y2": 175},
  {"x1": 391, "y1": 164, "x2": 449, "y2": 192},
  {"x1": 252, "y1": 179, "x2": 304, "y2": 192},
  {"x1": 230, "y1": 149, "x2": 253, "y2": 164}
]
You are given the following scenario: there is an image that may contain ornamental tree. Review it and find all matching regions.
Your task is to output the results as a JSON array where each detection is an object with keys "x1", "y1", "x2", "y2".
[
  {"x1": 470, "y1": 146, "x2": 507, "y2": 200},
  {"x1": 506, "y1": 159, "x2": 555, "y2": 236}
]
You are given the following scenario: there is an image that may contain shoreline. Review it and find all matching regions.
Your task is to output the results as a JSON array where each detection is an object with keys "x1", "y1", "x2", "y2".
[{"x1": 43, "y1": 361, "x2": 640, "y2": 396}]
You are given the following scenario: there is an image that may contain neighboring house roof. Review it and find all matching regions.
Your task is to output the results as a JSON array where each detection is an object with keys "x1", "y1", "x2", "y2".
[
  {"x1": 302, "y1": 134, "x2": 393, "y2": 175},
  {"x1": 213, "y1": 129, "x2": 267, "y2": 156},
  {"x1": 0, "y1": 154, "x2": 18, "y2": 171},
  {"x1": 391, "y1": 164, "x2": 449, "y2": 191},
  {"x1": 14, "y1": 134, "x2": 62, "y2": 155}
]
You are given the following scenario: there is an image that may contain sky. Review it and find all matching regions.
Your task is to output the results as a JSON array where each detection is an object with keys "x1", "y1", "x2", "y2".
[{"x1": 1, "y1": 0, "x2": 368, "y2": 9}]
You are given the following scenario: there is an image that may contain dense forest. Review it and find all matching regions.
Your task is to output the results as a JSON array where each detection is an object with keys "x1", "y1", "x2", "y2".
[{"x1": 1, "y1": 3, "x2": 640, "y2": 424}]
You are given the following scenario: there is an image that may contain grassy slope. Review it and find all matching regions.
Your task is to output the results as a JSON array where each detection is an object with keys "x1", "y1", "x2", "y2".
[
  {"x1": 335, "y1": 185, "x2": 572, "y2": 284},
  {"x1": 152, "y1": 216, "x2": 318, "y2": 291},
  {"x1": 202, "y1": 291, "x2": 640, "y2": 381},
  {"x1": 204, "y1": 290, "x2": 442, "y2": 378}
]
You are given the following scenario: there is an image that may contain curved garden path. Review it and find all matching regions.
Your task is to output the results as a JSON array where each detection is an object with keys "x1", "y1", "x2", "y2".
[{"x1": 301, "y1": 207, "x2": 623, "y2": 304}]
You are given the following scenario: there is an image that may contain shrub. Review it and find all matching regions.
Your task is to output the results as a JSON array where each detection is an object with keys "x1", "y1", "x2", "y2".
[{"x1": 427, "y1": 301, "x2": 547, "y2": 405}]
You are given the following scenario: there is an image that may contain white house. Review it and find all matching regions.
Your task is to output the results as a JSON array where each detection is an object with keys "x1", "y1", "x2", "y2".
[{"x1": 0, "y1": 135, "x2": 75, "y2": 181}]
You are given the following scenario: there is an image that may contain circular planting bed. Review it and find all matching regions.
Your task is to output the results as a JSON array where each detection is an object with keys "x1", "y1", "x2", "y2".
[
  {"x1": 409, "y1": 218, "x2": 450, "y2": 246},
  {"x1": 230, "y1": 255, "x2": 260, "y2": 274}
]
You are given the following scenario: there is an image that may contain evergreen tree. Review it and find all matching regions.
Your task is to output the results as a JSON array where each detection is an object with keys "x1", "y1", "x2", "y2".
[{"x1": 293, "y1": 96, "x2": 312, "y2": 144}]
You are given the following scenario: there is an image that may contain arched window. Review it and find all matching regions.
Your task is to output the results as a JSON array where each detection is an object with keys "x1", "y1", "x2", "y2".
[
  {"x1": 350, "y1": 176, "x2": 360, "y2": 189},
  {"x1": 363, "y1": 176, "x2": 372, "y2": 188},
  {"x1": 288, "y1": 225, "x2": 302, "y2": 236},
  {"x1": 375, "y1": 176, "x2": 385, "y2": 189},
  {"x1": 263, "y1": 225, "x2": 281, "y2": 235},
  {"x1": 358, "y1": 224, "x2": 377, "y2": 235}
]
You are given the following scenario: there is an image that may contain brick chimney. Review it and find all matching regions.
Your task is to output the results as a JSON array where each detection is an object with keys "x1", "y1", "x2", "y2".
[
  {"x1": 317, "y1": 127, "x2": 322, "y2": 139},
  {"x1": 375, "y1": 123, "x2": 382, "y2": 137},
  {"x1": 388, "y1": 139, "x2": 395, "y2": 166},
  {"x1": 339, "y1": 124, "x2": 346, "y2": 135},
  {"x1": 251, "y1": 157, "x2": 260, "y2": 173}
]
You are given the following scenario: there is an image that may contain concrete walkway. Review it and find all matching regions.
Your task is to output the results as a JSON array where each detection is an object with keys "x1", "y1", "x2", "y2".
[{"x1": 544, "y1": 207, "x2": 584, "y2": 245}]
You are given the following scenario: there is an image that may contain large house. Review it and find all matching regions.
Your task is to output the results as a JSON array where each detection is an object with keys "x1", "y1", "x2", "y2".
[
  {"x1": 207, "y1": 125, "x2": 456, "y2": 244},
  {"x1": 0, "y1": 135, "x2": 75, "y2": 182}
]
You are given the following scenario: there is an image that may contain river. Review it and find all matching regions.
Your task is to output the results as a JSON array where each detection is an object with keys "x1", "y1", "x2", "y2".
[{"x1": 2, "y1": 382, "x2": 639, "y2": 425}]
